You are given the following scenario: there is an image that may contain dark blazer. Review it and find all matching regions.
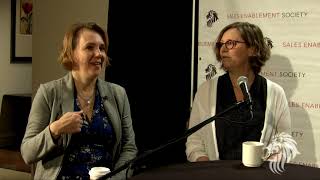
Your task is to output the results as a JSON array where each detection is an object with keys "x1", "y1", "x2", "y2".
[{"x1": 21, "y1": 73, "x2": 137, "y2": 180}]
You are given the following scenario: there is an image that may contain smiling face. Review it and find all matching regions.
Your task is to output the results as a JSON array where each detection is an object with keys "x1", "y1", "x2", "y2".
[
  {"x1": 219, "y1": 28, "x2": 255, "y2": 73},
  {"x1": 72, "y1": 29, "x2": 106, "y2": 80}
]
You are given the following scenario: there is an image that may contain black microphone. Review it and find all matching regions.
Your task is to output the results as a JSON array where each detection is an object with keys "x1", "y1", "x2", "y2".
[
  {"x1": 237, "y1": 76, "x2": 253, "y2": 111},
  {"x1": 97, "y1": 100, "x2": 250, "y2": 180}
]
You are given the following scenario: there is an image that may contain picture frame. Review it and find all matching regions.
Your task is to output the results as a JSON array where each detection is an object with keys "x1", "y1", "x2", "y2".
[{"x1": 10, "y1": 0, "x2": 32, "y2": 63}]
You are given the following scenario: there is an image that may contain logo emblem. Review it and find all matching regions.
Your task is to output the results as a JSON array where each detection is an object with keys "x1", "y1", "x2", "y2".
[
  {"x1": 263, "y1": 132, "x2": 300, "y2": 174},
  {"x1": 206, "y1": 10, "x2": 218, "y2": 27},
  {"x1": 205, "y1": 64, "x2": 217, "y2": 80}
]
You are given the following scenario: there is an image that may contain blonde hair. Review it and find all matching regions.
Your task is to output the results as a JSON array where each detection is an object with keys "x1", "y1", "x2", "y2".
[{"x1": 58, "y1": 22, "x2": 110, "y2": 70}]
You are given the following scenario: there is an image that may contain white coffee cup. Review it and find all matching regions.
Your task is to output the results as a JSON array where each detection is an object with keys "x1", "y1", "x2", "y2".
[
  {"x1": 89, "y1": 167, "x2": 110, "y2": 180},
  {"x1": 242, "y1": 141, "x2": 264, "y2": 167}
]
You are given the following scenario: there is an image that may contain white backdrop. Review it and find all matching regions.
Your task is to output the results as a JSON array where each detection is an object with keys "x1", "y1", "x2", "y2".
[{"x1": 196, "y1": 0, "x2": 320, "y2": 167}]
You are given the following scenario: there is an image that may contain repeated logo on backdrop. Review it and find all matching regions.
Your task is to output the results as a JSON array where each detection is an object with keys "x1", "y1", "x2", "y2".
[
  {"x1": 226, "y1": 11, "x2": 308, "y2": 19},
  {"x1": 282, "y1": 41, "x2": 320, "y2": 48},
  {"x1": 206, "y1": 10, "x2": 219, "y2": 27},
  {"x1": 260, "y1": 71, "x2": 306, "y2": 78},
  {"x1": 198, "y1": 1, "x2": 320, "y2": 168}
]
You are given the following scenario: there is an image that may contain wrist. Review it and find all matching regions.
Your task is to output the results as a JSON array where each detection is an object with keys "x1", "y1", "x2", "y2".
[{"x1": 49, "y1": 122, "x2": 61, "y2": 139}]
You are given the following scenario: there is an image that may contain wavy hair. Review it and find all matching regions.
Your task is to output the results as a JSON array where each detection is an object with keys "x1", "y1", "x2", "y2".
[{"x1": 214, "y1": 22, "x2": 271, "y2": 74}]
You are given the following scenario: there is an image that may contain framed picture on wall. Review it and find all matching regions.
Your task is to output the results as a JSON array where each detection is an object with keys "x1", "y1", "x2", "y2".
[{"x1": 10, "y1": 0, "x2": 32, "y2": 63}]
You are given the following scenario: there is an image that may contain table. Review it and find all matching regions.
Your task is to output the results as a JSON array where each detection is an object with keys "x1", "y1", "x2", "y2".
[
  {"x1": 0, "y1": 168, "x2": 31, "y2": 180},
  {"x1": 0, "y1": 149, "x2": 30, "y2": 172},
  {"x1": 129, "y1": 160, "x2": 320, "y2": 180}
]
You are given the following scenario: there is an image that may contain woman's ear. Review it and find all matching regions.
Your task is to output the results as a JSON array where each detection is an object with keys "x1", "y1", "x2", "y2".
[
  {"x1": 248, "y1": 47, "x2": 257, "y2": 57},
  {"x1": 71, "y1": 54, "x2": 80, "y2": 70}
]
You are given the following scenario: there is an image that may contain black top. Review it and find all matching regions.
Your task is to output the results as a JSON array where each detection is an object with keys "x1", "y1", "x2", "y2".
[{"x1": 215, "y1": 73, "x2": 267, "y2": 160}]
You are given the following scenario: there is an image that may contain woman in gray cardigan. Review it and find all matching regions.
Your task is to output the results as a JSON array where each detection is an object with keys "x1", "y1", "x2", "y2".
[{"x1": 21, "y1": 22, "x2": 137, "y2": 180}]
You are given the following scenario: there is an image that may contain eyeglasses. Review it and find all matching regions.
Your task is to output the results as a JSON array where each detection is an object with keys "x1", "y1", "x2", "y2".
[{"x1": 216, "y1": 40, "x2": 246, "y2": 50}]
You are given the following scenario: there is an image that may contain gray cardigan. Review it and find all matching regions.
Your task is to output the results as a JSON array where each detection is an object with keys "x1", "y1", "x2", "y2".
[{"x1": 21, "y1": 73, "x2": 137, "y2": 180}]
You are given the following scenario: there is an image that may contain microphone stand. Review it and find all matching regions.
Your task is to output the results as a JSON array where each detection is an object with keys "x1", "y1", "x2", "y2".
[{"x1": 98, "y1": 100, "x2": 249, "y2": 179}]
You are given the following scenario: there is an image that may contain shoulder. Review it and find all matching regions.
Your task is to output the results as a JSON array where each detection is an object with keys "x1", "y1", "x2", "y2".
[
  {"x1": 264, "y1": 78, "x2": 287, "y2": 101},
  {"x1": 196, "y1": 74, "x2": 221, "y2": 95},
  {"x1": 36, "y1": 73, "x2": 74, "y2": 101},
  {"x1": 37, "y1": 75, "x2": 67, "y2": 95},
  {"x1": 41, "y1": 77, "x2": 63, "y2": 90},
  {"x1": 97, "y1": 79, "x2": 128, "y2": 104},
  {"x1": 266, "y1": 78, "x2": 285, "y2": 93},
  {"x1": 98, "y1": 79, "x2": 126, "y2": 95},
  {"x1": 33, "y1": 75, "x2": 69, "y2": 107},
  {"x1": 192, "y1": 74, "x2": 223, "y2": 105}
]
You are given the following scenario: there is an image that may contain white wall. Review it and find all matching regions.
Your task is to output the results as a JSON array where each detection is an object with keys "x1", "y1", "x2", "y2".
[
  {"x1": 32, "y1": 0, "x2": 109, "y2": 96},
  {"x1": 0, "y1": 0, "x2": 32, "y2": 110}
]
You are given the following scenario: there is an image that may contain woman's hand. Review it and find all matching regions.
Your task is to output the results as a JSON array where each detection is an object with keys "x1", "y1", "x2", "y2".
[
  {"x1": 196, "y1": 156, "x2": 209, "y2": 162},
  {"x1": 49, "y1": 111, "x2": 83, "y2": 139}
]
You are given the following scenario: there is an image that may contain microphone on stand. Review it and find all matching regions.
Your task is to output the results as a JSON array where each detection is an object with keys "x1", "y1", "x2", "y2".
[
  {"x1": 98, "y1": 77, "x2": 256, "y2": 180},
  {"x1": 97, "y1": 100, "x2": 249, "y2": 180},
  {"x1": 237, "y1": 76, "x2": 253, "y2": 119}
]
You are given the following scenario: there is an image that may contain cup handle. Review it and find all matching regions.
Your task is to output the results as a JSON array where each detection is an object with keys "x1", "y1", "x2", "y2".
[{"x1": 262, "y1": 147, "x2": 271, "y2": 161}]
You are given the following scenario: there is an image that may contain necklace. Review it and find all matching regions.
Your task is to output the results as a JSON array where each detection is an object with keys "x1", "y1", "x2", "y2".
[
  {"x1": 77, "y1": 92, "x2": 94, "y2": 106},
  {"x1": 76, "y1": 97, "x2": 91, "y2": 122},
  {"x1": 76, "y1": 93, "x2": 94, "y2": 122}
]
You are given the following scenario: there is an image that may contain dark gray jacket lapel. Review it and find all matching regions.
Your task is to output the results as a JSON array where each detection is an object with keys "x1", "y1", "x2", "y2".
[{"x1": 97, "y1": 79, "x2": 121, "y2": 158}]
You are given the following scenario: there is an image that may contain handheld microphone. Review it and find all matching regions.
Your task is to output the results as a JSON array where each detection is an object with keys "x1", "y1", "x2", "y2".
[{"x1": 237, "y1": 76, "x2": 253, "y2": 111}]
